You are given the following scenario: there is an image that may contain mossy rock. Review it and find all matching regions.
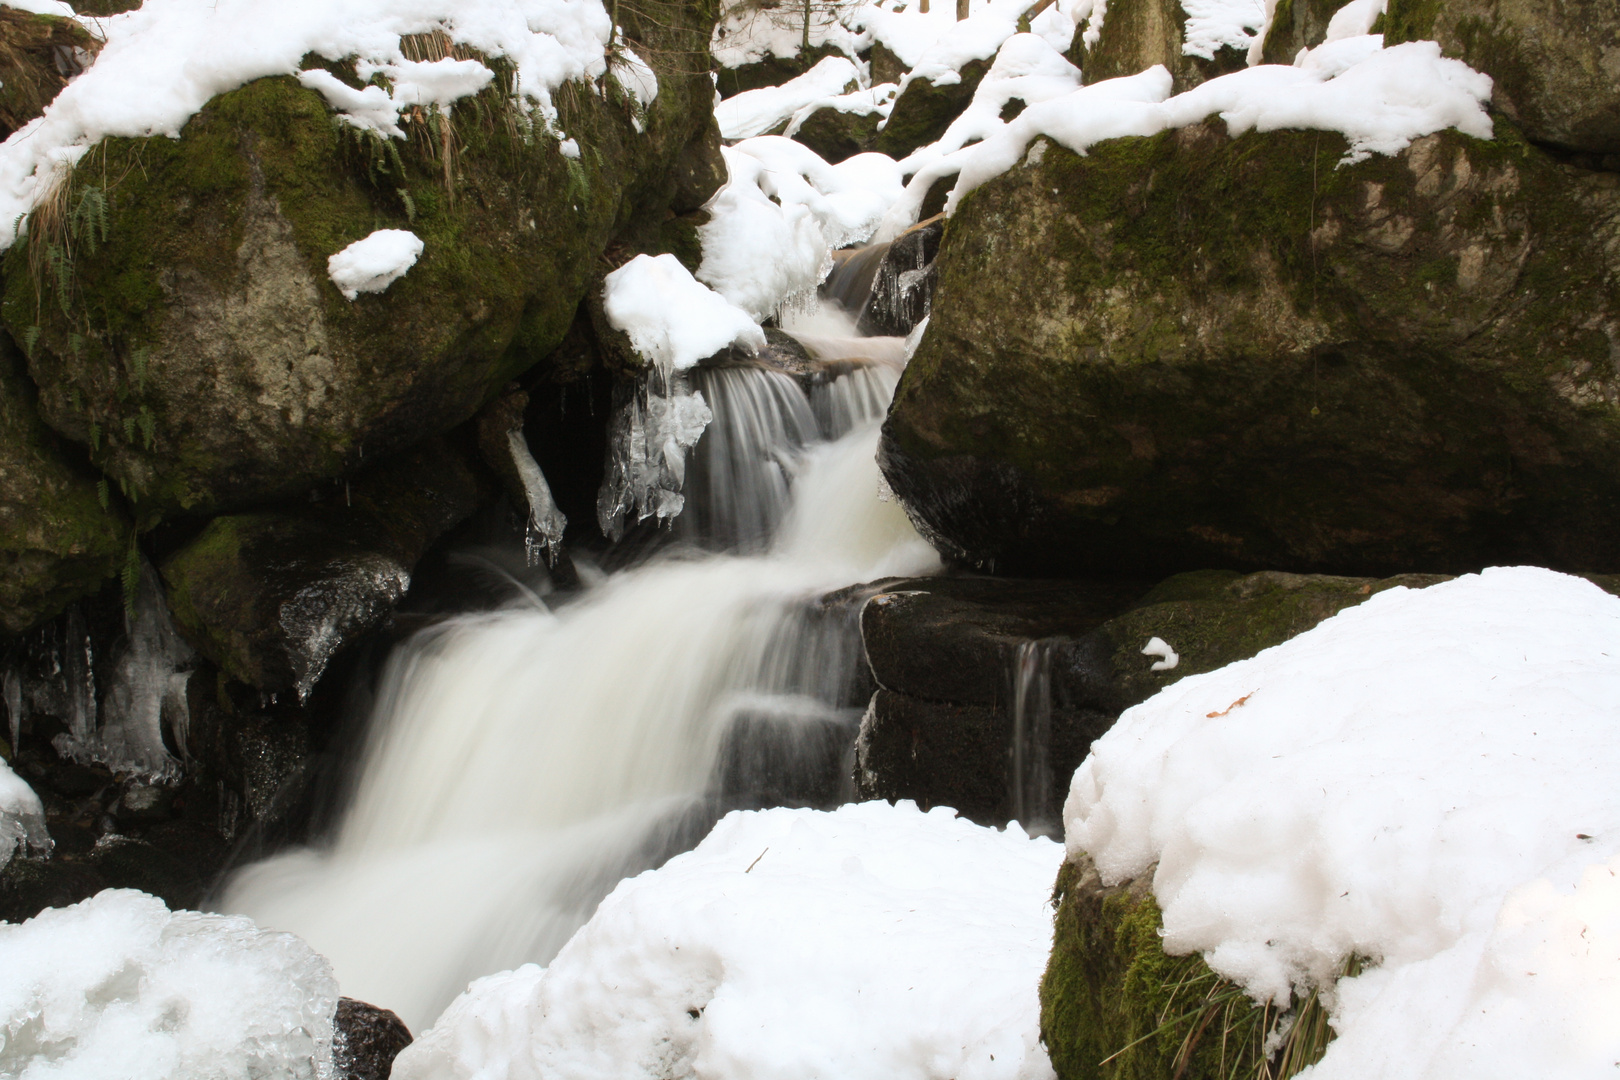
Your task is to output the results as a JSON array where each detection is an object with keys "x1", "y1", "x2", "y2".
[
  {"x1": 2, "y1": 7, "x2": 718, "y2": 522},
  {"x1": 714, "y1": 41, "x2": 848, "y2": 98},
  {"x1": 160, "y1": 437, "x2": 486, "y2": 697},
  {"x1": 881, "y1": 123, "x2": 1620, "y2": 577},
  {"x1": 874, "y1": 58, "x2": 992, "y2": 159},
  {"x1": 1075, "y1": 0, "x2": 1248, "y2": 93},
  {"x1": 0, "y1": 8, "x2": 100, "y2": 140},
  {"x1": 790, "y1": 104, "x2": 883, "y2": 163},
  {"x1": 1386, "y1": 0, "x2": 1620, "y2": 155},
  {"x1": 1258, "y1": 0, "x2": 1346, "y2": 65},
  {"x1": 1041, "y1": 854, "x2": 1289, "y2": 1080},
  {"x1": 0, "y1": 330, "x2": 128, "y2": 635}
]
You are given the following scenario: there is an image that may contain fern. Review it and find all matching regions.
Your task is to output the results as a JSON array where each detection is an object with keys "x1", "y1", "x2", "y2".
[
  {"x1": 397, "y1": 187, "x2": 416, "y2": 223},
  {"x1": 138, "y1": 406, "x2": 155, "y2": 450},
  {"x1": 88, "y1": 421, "x2": 100, "y2": 451},
  {"x1": 130, "y1": 346, "x2": 150, "y2": 391},
  {"x1": 68, "y1": 331, "x2": 83, "y2": 358},
  {"x1": 70, "y1": 187, "x2": 109, "y2": 254},
  {"x1": 22, "y1": 325, "x2": 39, "y2": 355},
  {"x1": 95, "y1": 478, "x2": 109, "y2": 509},
  {"x1": 120, "y1": 538, "x2": 140, "y2": 622},
  {"x1": 121, "y1": 415, "x2": 135, "y2": 444}
]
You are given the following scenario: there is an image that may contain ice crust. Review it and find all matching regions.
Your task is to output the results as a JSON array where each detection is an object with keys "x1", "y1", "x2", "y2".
[
  {"x1": 327, "y1": 228, "x2": 425, "y2": 300},
  {"x1": 1064, "y1": 566, "x2": 1620, "y2": 1079},
  {"x1": 0, "y1": 889, "x2": 339, "y2": 1079},
  {"x1": 0, "y1": 759, "x2": 49, "y2": 871},
  {"x1": 392, "y1": 801, "x2": 1062, "y2": 1080},
  {"x1": 0, "y1": 0, "x2": 642, "y2": 248}
]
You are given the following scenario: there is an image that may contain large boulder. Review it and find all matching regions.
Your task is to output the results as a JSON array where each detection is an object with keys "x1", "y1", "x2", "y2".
[
  {"x1": 2, "y1": 11, "x2": 719, "y2": 521},
  {"x1": 881, "y1": 123, "x2": 1620, "y2": 578},
  {"x1": 1386, "y1": 0, "x2": 1620, "y2": 156},
  {"x1": 1073, "y1": 0, "x2": 1251, "y2": 91},
  {"x1": 160, "y1": 437, "x2": 486, "y2": 699},
  {"x1": 874, "y1": 59, "x2": 993, "y2": 159},
  {"x1": 852, "y1": 568, "x2": 1444, "y2": 826},
  {"x1": 0, "y1": 332, "x2": 128, "y2": 634}
]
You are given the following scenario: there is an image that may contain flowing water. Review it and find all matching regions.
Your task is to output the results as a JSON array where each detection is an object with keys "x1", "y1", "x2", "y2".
[{"x1": 221, "y1": 331, "x2": 938, "y2": 1029}]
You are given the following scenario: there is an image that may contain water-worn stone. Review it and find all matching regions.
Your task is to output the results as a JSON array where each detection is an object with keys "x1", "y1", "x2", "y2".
[
  {"x1": 161, "y1": 438, "x2": 486, "y2": 698},
  {"x1": 853, "y1": 570, "x2": 1448, "y2": 826},
  {"x1": 0, "y1": 332, "x2": 128, "y2": 635},
  {"x1": 1386, "y1": 0, "x2": 1620, "y2": 156},
  {"x1": 333, "y1": 998, "x2": 413, "y2": 1080},
  {"x1": 874, "y1": 59, "x2": 992, "y2": 159},
  {"x1": 1, "y1": 5, "x2": 718, "y2": 521},
  {"x1": 882, "y1": 123, "x2": 1620, "y2": 578},
  {"x1": 1074, "y1": 0, "x2": 1250, "y2": 91}
]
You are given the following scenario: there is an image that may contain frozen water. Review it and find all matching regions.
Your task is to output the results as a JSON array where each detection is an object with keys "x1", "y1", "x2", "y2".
[{"x1": 0, "y1": 759, "x2": 49, "y2": 871}]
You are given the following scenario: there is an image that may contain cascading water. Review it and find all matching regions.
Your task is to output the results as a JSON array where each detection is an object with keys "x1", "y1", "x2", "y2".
[{"x1": 221, "y1": 334, "x2": 938, "y2": 1030}]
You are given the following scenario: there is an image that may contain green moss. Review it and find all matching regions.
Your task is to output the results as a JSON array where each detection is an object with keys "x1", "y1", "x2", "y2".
[
  {"x1": 1381, "y1": 0, "x2": 1443, "y2": 45},
  {"x1": 874, "y1": 60, "x2": 991, "y2": 159}
]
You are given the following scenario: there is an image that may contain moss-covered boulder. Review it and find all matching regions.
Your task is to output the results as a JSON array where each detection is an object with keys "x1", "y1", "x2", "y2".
[
  {"x1": 161, "y1": 437, "x2": 486, "y2": 698},
  {"x1": 789, "y1": 103, "x2": 883, "y2": 163},
  {"x1": 1041, "y1": 854, "x2": 1303, "y2": 1080},
  {"x1": 874, "y1": 59, "x2": 992, "y2": 158},
  {"x1": 0, "y1": 331, "x2": 128, "y2": 635},
  {"x1": 0, "y1": 8, "x2": 100, "y2": 141},
  {"x1": 881, "y1": 123, "x2": 1620, "y2": 577},
  {"x1": 1386, "y1": 0, "x2": 1620, "y2": 156},
  {"x1": 3, "y1": 10, "x2": 719, "y2": 521},
  {"x1": 1258, "y1": 0, "x2": 1347, "y2": 65},
  {"x1": 1074, "y1": 0, "x2": 1249, "y2": 92}
]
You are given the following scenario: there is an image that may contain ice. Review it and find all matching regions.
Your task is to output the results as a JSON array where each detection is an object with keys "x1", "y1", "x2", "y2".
[
  {"x1": 0, "y1": 0, "x2": 642, "y2": 248},
  {"x1": 698, "y1": 137, "x2": 905, "y2": 321},
  {"x1": 601, "y1": 253, "x2": 765, "y2": 375},
  {"x1": 0, "y1": 890, "x2": 339, "y2": 1079},
  {"x1": 507, "y1": 429, "x2": 568, "y2": 567},
  {"x1": 0, "y1": 759, "x2": 49, "y2": 871},
  {"x1": 1063, "y1": 566, "x2": 1620, "y2": 1079},
  {"x1": 327, "y1": 228, "x2": 424, "y2": 300},
  {"x1": 391, "y1": 801, "x2": 1062, "y2": 1080},
  {"x1": 595, "y1": 373, "x2": 714, "y2": 539},
  {"x1": 1179, "y1": 0, "x2": 1267, "y2": 61}
]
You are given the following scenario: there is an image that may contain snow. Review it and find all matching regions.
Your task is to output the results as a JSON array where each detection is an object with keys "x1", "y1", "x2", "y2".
[
  {"x1": 699, "y1": 137, "x2": 905, "y2": 321},
  {"x1": 0, "y1": 889, "x2": 339, "y2": 1079},
  {"x1": 709, "y1": 2, "x2": 865, "y2": 71},
  {"x1": 1180, "y1": 0, "x2": 1267, "y2": 61},
  {"x1": 878, "y1": 34, "x2": 1493, "y2": 236},
  {"x1": 602, "y1": 254, "x2": 766, "y2": 374},
  {"x1": 1063, "y1": 566, "x2": 1620, "y2": 1080},
  {"x1": 0, "y1": 759, "x2": 49, "y2": 872},
  {"x1": 716, "y1": 55, "x2": 863, "y2": 141},
  {"x1": 392, "y1": 801, "x2": 1063, "y2": 1080},
  {"x1": 1139, "y1": 636, "x2": 1177, "y2": 671},
  {"x1": 0, "y1": 0, "x2": 74, "y2": 14},
  {"x1": 0, "y1": 0, "x2": 642, "y2": 248},
  {"x1": 327, "y1": 228, "x2": 424, "y2": 300}
]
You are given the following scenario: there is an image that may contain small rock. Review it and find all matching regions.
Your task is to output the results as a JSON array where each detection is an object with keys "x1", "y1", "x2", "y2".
[{"x1": 332, "y1": 997, "x2": 412, "y2": 1080}]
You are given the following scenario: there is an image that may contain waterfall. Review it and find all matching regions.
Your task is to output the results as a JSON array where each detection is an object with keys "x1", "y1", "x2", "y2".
[
  {"x1": 221, "y1": 359, "x2": 939, "y2": 1031},
  {"x1": 1009, "y1": 641, "x2": 1055, "y2": 838}
]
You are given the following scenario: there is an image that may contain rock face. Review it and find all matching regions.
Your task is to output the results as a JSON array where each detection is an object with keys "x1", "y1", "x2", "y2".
[
  {"x1": 881, "y1": 124, "x2": 1620, "y2": 578},
  {"x1": 0, "y1": 333, "x2": 128, "y2": 635},
  {"x1": 0, "y1": 9, "x2": 99, "y2": 140},
  {"x1": 874, "y1": 59, "x2": 992, "y2": 158},
  {"x1": 1074, "y1": 0, "x2": 1250, "y2": 90},
  {"x1": 1386, "y1": 0, "x2": 1620, "y2": 156},
  {"x1": 332, "y1": 998, "x2": 413, "y2": 1080},
  {"x1": 161, "y1": 438, "x2": 485, "y2": 698},
  {"x1": 789, "y1": 104, "x2": 883, "y2": 163},
  {"x1": 852, "y1": 569, "x2": 1441, "y2": 826},
  {"x1": 2, "y1": 12, "x2": 719, "y2": 521},
  {"x1": 1259, "y1": 0, "x2": 1348, "y2": 65}
]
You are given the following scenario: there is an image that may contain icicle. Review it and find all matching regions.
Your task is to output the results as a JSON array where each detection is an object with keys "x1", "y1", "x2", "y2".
[
  {"x1": 3, "y1": 667, "x2": 21, "y2": 759},
  {"x1": 0, "y1": 757, "x2": 51, "y2": 869},
  {"x1": 506, "y1": 429, "x2": 568, "y2": 568},
  {"x1": 596, "y1": 370, "x2": 713, "y2": 542}
]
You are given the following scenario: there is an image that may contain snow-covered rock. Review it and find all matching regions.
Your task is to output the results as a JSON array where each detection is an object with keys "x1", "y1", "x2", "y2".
[{"x1": 327, "y1": 229, "x2": 424, "y2": 300}]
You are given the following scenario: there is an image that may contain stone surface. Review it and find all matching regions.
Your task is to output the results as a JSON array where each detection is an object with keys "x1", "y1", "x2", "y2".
[
  {"x1": 882, "y1": 123, "x2": 1620, "y2": 578},
  {"x1": 1073, "y1": 0, "x2": 1249, "y2": 92},
  {"x1": 160, "y1": 438, "x2": 486, "y2": 698},
  {"x1": 0, "y1": 331, "x2": 128, "y2": 635},
  {"x1": 333, "y1": 998, "x2": 413, "y2": 1080},
  {"x1": 853, "y1": 569, "x2": 1448, "y2": 827},
  {"x1": 0, "y1": 8, "x2": 99, "y2": 141},
  {"x1": 1, "y1": 6, "x2": 718, "y2": 521},
  {"x1": 874, "y1": 59, "x2": 992, "y2": 159},
  {"x1": 790, "y1": 103, "x2": 883, "y2": 163},
  {"x1": 1386, "y1": 0, "x2": 1620, "y2": 155},
  {"x1": 1259, "y1": 0, "x2": 1349, "y2": 65}
]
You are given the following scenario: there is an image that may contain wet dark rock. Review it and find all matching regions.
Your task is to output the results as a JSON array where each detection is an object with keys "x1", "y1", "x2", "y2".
[
  {"x1": 852, "y1": 570, "x2": 1449, "y2": 827},
  {"x1": 161, "y1": 438, "x2": 486, "y2": 698},
  {"x1": 1387, "y1": 0, "x2": 1620, "y2": 155},
  {"x1": 854, "y1": 215, "x2": 944, "y2": 337},
  {"x1": 883, "y1": 122, "x2": 1620, "y2": 578},
  {"x1": 875, "y1": 59, "x2": 992, "y2": 159},
  {"x1": 1072, "y1": 0, "x2": 1249, "y2": 91},
  {"x1": 333, "y1": 998, "x2": 413, "y2": 1080},
  {"x1": 0, "y1": 331, "x2": 129, "y2": 635}
]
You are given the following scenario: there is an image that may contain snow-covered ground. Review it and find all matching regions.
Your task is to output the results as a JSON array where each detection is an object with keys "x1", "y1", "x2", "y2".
[
  {"x1": 392, "y1": 801, "x2": 1064, "y2": 1080},
  {"x1": 1067, "y1": 567, "x2": 1620, "y2": 1079}
]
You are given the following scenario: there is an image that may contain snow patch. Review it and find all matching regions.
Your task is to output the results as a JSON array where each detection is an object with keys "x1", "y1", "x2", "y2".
[
  {"x1": 717, "y1": 54, "x2": 864, "y2": 141},
  {"x1": 603, "y1": 253, "x2": 766, "y2": 375},
  {"x1": 1064, "y1": 566, "x2": 1620, "y2": 1079},
  {"x1": 1180, "y1": 0, "x2": 1268, "y2": 61},
  {"x1": 327, "y1": 228, "x2": 423, "y2": 300},
  {"x1": 0, "y1": 890, "x2": 339, "y2": 1078},
  {"x1": 392, "y1": 801, "x2": 1063, "y2": 1080}
]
